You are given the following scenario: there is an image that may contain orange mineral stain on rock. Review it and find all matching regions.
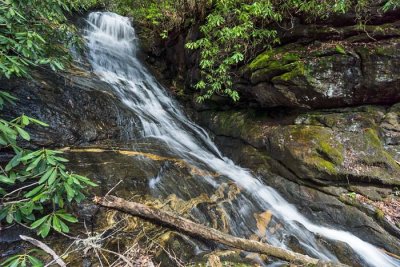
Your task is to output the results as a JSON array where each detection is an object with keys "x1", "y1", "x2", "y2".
[{"x1": 254, "y1": 210, "x2": 272, "y2": 237}]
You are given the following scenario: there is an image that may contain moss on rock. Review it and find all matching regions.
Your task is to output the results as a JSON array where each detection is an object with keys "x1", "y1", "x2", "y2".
[
  {"x1": 197, "y1": 105, "x2": 400, "y2": 186},
  {"x1": 282, "y1": 125, "x2": 344, "y2": 176}
]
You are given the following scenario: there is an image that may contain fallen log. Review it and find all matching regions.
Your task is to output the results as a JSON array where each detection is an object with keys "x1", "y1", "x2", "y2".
[{"x1": 94, "y1": 195, "x2": 348, "y2": 267}]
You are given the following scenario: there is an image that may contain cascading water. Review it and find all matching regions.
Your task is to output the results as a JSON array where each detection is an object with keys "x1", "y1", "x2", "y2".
[{"x1": 84, "y1": 12, "x2": 400, "y2": 266}]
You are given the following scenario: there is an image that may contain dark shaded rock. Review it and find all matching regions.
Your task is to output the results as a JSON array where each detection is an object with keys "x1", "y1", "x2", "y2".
[
  {"x1": 141, "y1": 8, "x2": 400, "y2": 110},
  {"x1": 1, "y1": 68, "x2": 139, "y2": 148}
]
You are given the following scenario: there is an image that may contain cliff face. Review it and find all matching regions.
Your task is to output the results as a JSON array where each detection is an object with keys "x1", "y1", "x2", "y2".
[
  {"x1": 139, "y1": 7, "x2": 400, "y2": 252},
  {"x1": 142, "y1": 7, "x2": 400, "y2": 109}
]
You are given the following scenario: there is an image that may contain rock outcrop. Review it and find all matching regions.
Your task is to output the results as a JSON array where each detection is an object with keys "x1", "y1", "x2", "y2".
[
  {"x1": 142, "y1": 6, "x2": 400, "y2": 109},
  {"x1": 1, "y1": 67, "x2": 139, "y2": 148},
  {"x1": 194, "y1": 105, "x2": 400, "y2": 254},
  {"x1": 197, "y1": 106, "x2": 400, "y2": 187},
  {"x1": 241, "y1": 38, "x2": 400, "y2": 108},
  {"x1": 138, "y1": 5, "x2": 400, "y2": 251}
]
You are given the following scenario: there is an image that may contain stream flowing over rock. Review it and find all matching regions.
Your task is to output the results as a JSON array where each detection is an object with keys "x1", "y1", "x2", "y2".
[{"x1": 1, "y1": 10, "x2": 400, "y2": 267}]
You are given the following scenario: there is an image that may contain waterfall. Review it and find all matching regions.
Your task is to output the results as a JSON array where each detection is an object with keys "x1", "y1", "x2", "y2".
[{"x1": 84, "y1": 12, "x2": 399, "y2": 267}]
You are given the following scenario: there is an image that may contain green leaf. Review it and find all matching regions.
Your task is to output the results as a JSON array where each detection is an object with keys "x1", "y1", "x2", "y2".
[
  {"x1": 0, "y1": 207, "x2": 9, "y2": 221},
  {"x1": 14, "y1": 209, "x2": 22, "y2": 223},
  {"x1": 0, "y1": 135, "x2": 8, "y2": 145},
  {"x1": 1, "y1": 255, "x2": 20, "y2": 266},
  {"x1": 10, "y1": 259, "x2": 20, "y2": 267},
  {"x1": 31, "y1": 214, "x2": 48, "y2": 229},
  {"x1": 20, "y1": 151, "x2": 40, "y2": 161},
  {"x1": 0, "y1": 174, "x2": 14, "y2": 185},
  {"x1": 52, "y1": 215, "x2": 62, "y2": 232},
  {"x1": 16, "y1": 126, "x2": 30, "y2": 140},
  {"x1": 21, "y1": 115, "x2": 29, "y2": 126},
  {"x1": 24, "y1": 184, "x2": 45, "y2": 198},
  {"x1": 64, "y1": 182, "x2": 74, "y2": 201},
  {"x1": 335, "y1": 45, "x2": 346, "y2": 55},
  {"x1": 0, "y1": 122, "x2": 17, "y2": 136},
  {"x1": 0, "y1": 91, "x2": 17, "y2": 103},
  {"x1": 28, "y1": 118, "x2": 48, "y2": 127},
  {"x1": 26, "y1": 155, "x2": 42, "y2": 171},
  {"x1": 57, "y1": 212, "x2": 78, "y2": 223},
  {"x1": 48, "y1": 168, "x2": 58, "y2": 185},
  {"x1": 53, "y1": 156, "x2": 69, "y2": 162},
  {"x1": 5, "y1": 153, "x2": 22, "y2": 171},
  {"x1": 20, "y1": 202, "x2": 34, "y2": 215},
  {"x1": 6, "y1": 212, "x2": 14, "y2": 223},
  {"x1": 58, "y1": 218, "x2": 70, "y2": 233},
  {"x1": 27, "y1": 256, "x2": 43, "y2": 267},
  {"x1": 38, "y1": 222, "x2": 51, "y2": 238},
  {"x1": 38, "y1": 167, "x2": 54, "y2": 184}
]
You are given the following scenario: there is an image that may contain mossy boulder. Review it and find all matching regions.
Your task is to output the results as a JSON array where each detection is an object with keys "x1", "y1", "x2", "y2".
[
  {"x1": 197, "y1": 105, "x2": 400, "y2": 186},
  {"x1": 240, "y1": 39, "x2": 400, "y2": 109},
  {"x1": 197, "y1": 110, "x2": 266, "y2": 147},
  {"x1": 270, "y1": 106, "x2": 400, "y2": 185},
  {"x1": 266, "y1": 125, "x2": 344, "y2": 181}
]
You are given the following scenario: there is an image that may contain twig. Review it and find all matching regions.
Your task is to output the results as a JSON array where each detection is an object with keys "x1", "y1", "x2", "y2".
[
  {"x1": 2, "y1": 182, "x2": 39, "y2": 200},
  {"x1": 19, "y1": 235, "x2": 67, "y2": 267},
  {"x1": 99, "y1": 247, "x2": 134, "y2": 267},
  {"x1": 105, "y1": 179, "x2": 123, "y2": 197}
]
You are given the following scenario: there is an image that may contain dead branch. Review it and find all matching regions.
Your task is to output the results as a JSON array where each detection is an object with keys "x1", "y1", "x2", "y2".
[
  {"x1": 19, "y1": 235, "x2": 67, "y2": 267},
  {"x1": 93, "y1": 195, "x2": 348, "y2": 267}
]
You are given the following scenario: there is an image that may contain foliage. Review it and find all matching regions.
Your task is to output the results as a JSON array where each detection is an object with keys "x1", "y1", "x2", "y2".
[
  {"x1": 383, "y1": 0, "x2": 400, "y2": 11},
  {"x1": 0, "y1": 0, "x2": 95, "y2": 78},
  {"x1": 347, "y1": 192, "x2": 357, "y2": 199},
  {"x1": 102, "y1": 0, "x2": 210, "y2": 38},
  {"x1": 1, "y1": 0, "x2": 97, "y2": 265},
  {"x1": 1, "y1": 249, "x2": 44, "y2": 267},
  {"x1": 185, "y1": 0, "x2": 399, "y2": 102},
  {"x1": 0, "y1": 94, "x2": 97, "y2": 263},
  {"x1": 0, "y1": 125, "x2": 97, "y2": 236},
  {"x1": 186, "y1": 0, "x2": 281, "y2": 102}
]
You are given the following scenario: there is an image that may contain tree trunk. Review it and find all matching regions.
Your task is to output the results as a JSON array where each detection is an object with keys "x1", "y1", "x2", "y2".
[{"x1": 93, "y1": 195, "x2": 348, "y2": 267}]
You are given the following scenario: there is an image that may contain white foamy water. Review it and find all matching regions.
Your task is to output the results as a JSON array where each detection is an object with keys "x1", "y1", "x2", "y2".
[{"x1": 84, "y1": 12, "x2": 400, "y2": 266}]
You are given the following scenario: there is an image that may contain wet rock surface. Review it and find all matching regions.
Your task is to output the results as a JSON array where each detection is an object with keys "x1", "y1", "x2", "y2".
[
  {"x1": 194, "y1": 107, "x2": 400, "y2": 255},
  {"x1": 1, "y1": 67, "x2": 140, "y2": 148},
  {"x1": 196, "y1": 106, "x2": 400, "y2": 187}
]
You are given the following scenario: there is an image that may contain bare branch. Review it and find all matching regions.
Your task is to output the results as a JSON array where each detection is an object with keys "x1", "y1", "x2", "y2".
[{"x1": 19, "y1": 235, "x2": 67, "y2": 267}]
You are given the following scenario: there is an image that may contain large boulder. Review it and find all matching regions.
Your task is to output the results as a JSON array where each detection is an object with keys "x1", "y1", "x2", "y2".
[
  {"x1": 241, "y1": 38, "x2": 400, "y2": 108},
  {"x1": 196, "y1": 105, "x2": 400, "y2": 186}
]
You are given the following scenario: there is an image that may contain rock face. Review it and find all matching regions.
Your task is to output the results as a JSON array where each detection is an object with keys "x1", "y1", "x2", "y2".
[
  {"x1": 196, "y1": 106, "x2": 400, "y2": 187},
  {"x1": 139, "y1": 6, "x2": 400, "y2": 252},
  {"x1": 194, "y1": 106, "x2": 400, "y2": 254},
  {"x1": 142, "y1": 8, "x2": 400, "y2": 109},
  {"x1": 1, "y1": 68, "x2": 139, "y2": 148},
  {"x1": 241, "y1": 39, "x2": 400, "y2": 108}
]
